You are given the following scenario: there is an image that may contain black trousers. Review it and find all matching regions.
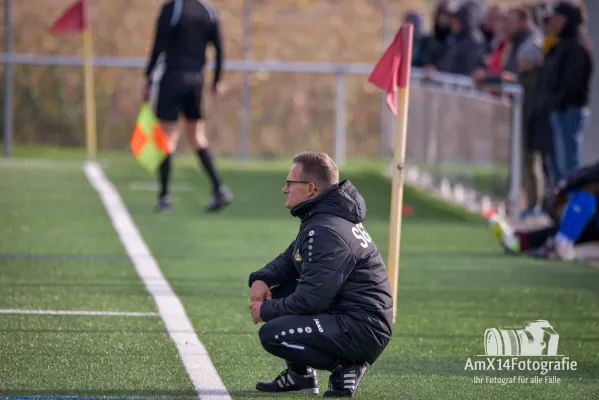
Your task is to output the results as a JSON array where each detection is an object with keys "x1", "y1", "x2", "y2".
[{"x1": 259, "y1": 282, "x2": 368, "y2": 372}]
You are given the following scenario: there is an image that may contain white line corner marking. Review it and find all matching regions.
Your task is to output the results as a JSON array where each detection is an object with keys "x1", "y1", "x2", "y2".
[{"x1": 83, "y1": 161, "x2": 231, "y2": 400}]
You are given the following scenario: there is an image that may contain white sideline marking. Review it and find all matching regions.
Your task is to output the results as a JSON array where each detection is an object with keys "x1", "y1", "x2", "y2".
[
  {"x1": 83, "y1": 161, "x2": 231, "y2": 400},
  {"x1": 0, "y1": 309, "x2": 159, "y2": 317}
]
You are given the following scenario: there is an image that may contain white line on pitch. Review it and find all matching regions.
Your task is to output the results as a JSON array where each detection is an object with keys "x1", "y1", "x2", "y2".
[
  {"x1": 0, "y1": 309, "x2": 159, "y2": 317},
  {"x1": 83, "y1": 161, "x2": 231, "y2": 400}
]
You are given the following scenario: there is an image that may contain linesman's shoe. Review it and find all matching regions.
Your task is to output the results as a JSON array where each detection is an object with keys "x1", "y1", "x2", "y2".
[
  {"x1": 205, "y1": 184, "x2": 233, "y2": 213},
  {"x1": 155, "y1": 195, "x2": 172, "y2": 212},
  {"x1": 255, "y1": 367, "x2": 319, "y2": 394},
  {"x1": 323, "y1": 363, "x2": 368, "y2": 398}
]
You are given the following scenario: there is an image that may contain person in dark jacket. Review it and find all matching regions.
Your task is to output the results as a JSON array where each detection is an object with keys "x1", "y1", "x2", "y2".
[
  {"x1": 145, "y1": 0, "x2": 232, "y2": 213},
  {"x1": 437, "y1": 1, "x2": 486, "y2": 76},
  {"x1": 526, "y1": 18, "x2": 560, "y2": 214},
  {"x1": 546, "y1": 1, "x2": 594, "y2": 181},
  {"x1": 248, "y1": 152, "x2": 393, "y2": 397},
  {"x1": 420, "y1": 0, "x2": 457, "y2": 75},
  {"x1": 487, "y1": 159, "x2": 599, "y2": 261}
]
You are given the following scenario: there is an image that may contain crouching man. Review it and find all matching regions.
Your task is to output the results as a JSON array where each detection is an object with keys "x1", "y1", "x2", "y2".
[{"x1": 248, "y1": 151, "x2": 394, "y2": 397}]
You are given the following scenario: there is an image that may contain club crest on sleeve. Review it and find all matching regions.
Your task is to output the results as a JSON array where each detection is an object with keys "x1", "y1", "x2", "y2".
[{"x1": 295, "y1": 249, "x2": 302, "y2": 261}]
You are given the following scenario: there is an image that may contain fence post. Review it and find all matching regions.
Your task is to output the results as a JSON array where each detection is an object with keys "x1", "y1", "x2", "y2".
[
  {"x1": 508, "y1": 89, "x2": 523, "y2": 221},
  {"x1": 334, "y1": 72, "x2": 347, "y2": 166},
  {"x1": 2, "y1": 0, "x2": 13, "y2": 158},
  {"x1": 239, "y1": 0, "x2": 252, "y2": 161},
  {"x1": 425, "y1": 88, "x2": 440, "y2": 164}
]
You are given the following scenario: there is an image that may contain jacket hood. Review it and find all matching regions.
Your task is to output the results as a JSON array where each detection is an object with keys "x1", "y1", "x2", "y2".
[
  {"x1": 454, "y1": 1, "x2": 482, "y2": 38},
  {"x1": 290, "y1": 179, "x2": 366, "y2": 224}
]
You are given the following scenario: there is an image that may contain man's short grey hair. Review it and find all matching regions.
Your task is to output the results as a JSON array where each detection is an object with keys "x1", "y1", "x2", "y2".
[{"x1": 292, "y1": 151, "x2": 339, "y2": 187}]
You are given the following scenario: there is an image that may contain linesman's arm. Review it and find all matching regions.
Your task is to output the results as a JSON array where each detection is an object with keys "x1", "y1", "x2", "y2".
[
  {"x1": 145, "y1": 3, "x2": 173, "y2": 79},
  {"x1": 207, "y1": 15, "x2": 224, "y2": 90}
]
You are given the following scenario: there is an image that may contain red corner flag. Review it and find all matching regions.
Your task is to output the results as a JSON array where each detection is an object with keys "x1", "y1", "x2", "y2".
[
  {"x1": 51, "y1": 0, "x2": 87, "y2": 34},
  {"x1": 368, "y1": 24, "x2": 413, "y2": 116}
]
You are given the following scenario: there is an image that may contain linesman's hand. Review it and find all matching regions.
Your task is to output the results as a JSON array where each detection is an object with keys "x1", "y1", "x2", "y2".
[
  {"x1": 211, "y1": 81, "x2": 225, "y2": 97},
  {"x1": 250, "y1": 280, "x2": 272, "y2": 302},
  {"x1": 249, "y1": 301, "x2": 264, "y2": 324},
  {"x1": 142, "y1": 79, "x2": 151, "y2": 101}
]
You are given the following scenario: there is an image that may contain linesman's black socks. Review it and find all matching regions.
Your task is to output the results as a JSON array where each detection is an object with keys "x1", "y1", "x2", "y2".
[
  {"x1": 158, "y1": 154, "x2": 172, "y2": 199},
  {"x1": 197, "y1": 147, "x2": 222, "y2": 194}
]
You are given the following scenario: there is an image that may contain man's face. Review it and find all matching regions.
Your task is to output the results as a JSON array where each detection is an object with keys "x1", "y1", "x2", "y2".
[
  {"x1": 548, "y1": 14, "x2": 566, "y2": 35},
  {"x1": 437, "y1": 11, "x2": 451, "y2": 27},
  {"x1": 450, "y1": 17, "x2": 462, "y2": 35},
  {"x1": 506, "y1": 11, "x2": 524, "y2": 37},
  {"x1": 282, "y1": 163, "x2": 317, "y2": 209},
  {"x1": 483, "y1": 6, "x2": 501, "y2": 31}
]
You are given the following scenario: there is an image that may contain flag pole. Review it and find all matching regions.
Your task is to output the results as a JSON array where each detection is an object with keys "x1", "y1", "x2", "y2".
[
  {"x1": 387, "y1": 24, "x2": 413, "y2": 324},
  {"x1": 81, "y1": 0, "x2": 97, "y2": 161}
]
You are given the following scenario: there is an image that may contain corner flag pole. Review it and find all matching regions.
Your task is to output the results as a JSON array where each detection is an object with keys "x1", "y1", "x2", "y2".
[
  {"x1": 50, "y1": 0, "x2": 97, "y2": 160},
  {"x1": 81, "y1": 1, "x2": 97, "y2": 161},
  {"x1": 387, "y1": 25, "x2": 413, "y2": 324},
  {"x1": 367, "y1": 23, "x2": 413, "y2": 324}
]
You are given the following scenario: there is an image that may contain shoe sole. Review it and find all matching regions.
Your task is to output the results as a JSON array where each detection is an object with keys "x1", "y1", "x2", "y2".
[
  {"x1": 256, "y1": 387, "x2": 319, "y2": 394},
  {"x1": 205, "y1": 198, "x2": 232, "y2": 213}
]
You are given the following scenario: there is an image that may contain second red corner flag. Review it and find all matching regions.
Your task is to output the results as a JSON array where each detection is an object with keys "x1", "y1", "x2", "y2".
[
  {"x1": 51, "y1": 0, "x2": 88, "y2": 34},
  {"x1": 368, "y1": 24, "x2": 413, "y2": 116}
]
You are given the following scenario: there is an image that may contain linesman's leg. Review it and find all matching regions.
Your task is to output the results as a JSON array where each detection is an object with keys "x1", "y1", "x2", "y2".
[
  {"x1": 154, "y1": 75, "x2": 184, "y2": 212},
  {"x1": 182, "y1": 77, "x2": 232, "y2": 213}
]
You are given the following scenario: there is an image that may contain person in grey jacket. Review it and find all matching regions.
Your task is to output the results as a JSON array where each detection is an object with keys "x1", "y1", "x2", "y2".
[{"x1": 248, "y1": 152, "x2": 393, "y2": 397}]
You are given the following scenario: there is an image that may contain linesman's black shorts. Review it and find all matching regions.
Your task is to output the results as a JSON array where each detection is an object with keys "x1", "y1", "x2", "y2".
[{"x1": 155, "y1": 71, "x2": 204, "y2": 122}]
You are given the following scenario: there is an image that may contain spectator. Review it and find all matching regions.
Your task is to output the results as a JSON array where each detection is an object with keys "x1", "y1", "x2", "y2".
[
  {"x1": 527, "y1": 16, "x2": 560, "y2": 212},
  {"x1": 437, "y1": 1, "x2": 486, "y2": 76},
  {"x1": 475, "y1": 7, "x2": 507, "y2": 79},
  {"x1": 517, "y1": 37, "x2": 546, "y2": 218},
  {"x1": 403, "y1": 10, "x2": 425, "y2": 67},
  {"x1": 546, "y1": 1, "x2": 594, "y2": 181},
  {"x1": 472, "y1": 6, "x2": 541, "y2": 84},
  {"x1": 480, "y1": 5, "x2": 504, "y2": 54},
  {"x1": 420, "y1": 0, "x2": 457, "y2": 74}
]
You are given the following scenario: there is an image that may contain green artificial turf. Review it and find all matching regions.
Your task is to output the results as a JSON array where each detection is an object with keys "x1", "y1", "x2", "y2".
[{"x1": 0, "y1": 147, "x2": 598, "y2": 400}]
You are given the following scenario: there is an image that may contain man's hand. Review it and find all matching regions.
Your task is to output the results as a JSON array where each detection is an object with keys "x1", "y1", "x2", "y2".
[
  {"x1": 249, "y1": 301, "x2": 264, "y2": 324},
  {"x1": 423, "y1": 65, "x2": 437, "y2": 79},
  {"x1": 211, "y1": 81, "x2": 225, "y2": 97},
  {"x1": 471, "y1": 68, "x2": 487, "y2": 83},
  {"x1": 250, "y1": 280, "x2": 272, "y2": 302},
  {"x1": 142, "y1": 79, "x2": 151, "y2": 101}
]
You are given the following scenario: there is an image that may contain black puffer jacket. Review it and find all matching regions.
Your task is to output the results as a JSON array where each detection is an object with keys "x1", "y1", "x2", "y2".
[{"x1": 249, "y1": 179, "x2": 394, "y2": 343}]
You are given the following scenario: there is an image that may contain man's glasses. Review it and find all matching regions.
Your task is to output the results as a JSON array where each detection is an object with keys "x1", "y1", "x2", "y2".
[{"x1": 286, "y1": 180, "x2": 311, "y2": 186}]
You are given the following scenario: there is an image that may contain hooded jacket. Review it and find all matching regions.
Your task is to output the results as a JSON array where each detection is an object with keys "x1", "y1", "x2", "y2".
[
  {"x1": 249, "y1": 180, "x2": 394, "y2": 359},
  {"x1": 438, "y1": 1, "x2": 485, "y2": 75},
  {"x1": 546, "y1": 1, "x2": 594, "y2": 111}
]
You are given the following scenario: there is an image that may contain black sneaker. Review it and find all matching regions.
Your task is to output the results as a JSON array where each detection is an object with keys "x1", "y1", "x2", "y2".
[
  {"x1": 205, "y1": 185, "x2": 233, "y2": 213},
  {"x1": 255, "y1": 367, "x2": 319, "y2": 394},
  {"x1": 323, "y1": 363, "x2": 367, "y2": 398},
  {"x1": 527, "y1": 237, "x2": 557, "y2": 259},
  {"x1": 155, "y1": 195, "x2": 172, "y2": 212}
]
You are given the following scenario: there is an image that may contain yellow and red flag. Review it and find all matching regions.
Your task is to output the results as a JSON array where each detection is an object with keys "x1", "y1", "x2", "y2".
[{"x1": 130, "y1": 103, "x2": 169, "y2": 173}]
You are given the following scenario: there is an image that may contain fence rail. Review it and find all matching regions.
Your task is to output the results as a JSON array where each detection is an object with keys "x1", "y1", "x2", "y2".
[{"x1": 1, "y1": 52, "x2": 524, "y2": 219}]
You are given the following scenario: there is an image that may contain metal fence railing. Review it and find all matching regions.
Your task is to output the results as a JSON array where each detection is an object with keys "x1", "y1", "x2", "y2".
[{"x1": 0, "y1": 53, "x2": 523, "y2": 218}]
